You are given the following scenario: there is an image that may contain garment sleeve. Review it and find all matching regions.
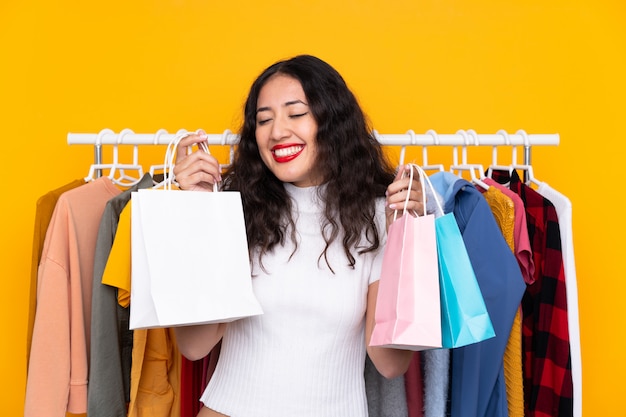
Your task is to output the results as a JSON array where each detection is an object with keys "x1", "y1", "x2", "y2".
[{"x1": 25, "y1": 202, "x2": 88, "y2": 417}]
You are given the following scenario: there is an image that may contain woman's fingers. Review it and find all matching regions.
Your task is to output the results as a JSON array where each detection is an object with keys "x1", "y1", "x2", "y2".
[
  {"x1": 174, "y1": 133, "x2": 222, "y2": 191},
  {"x1": 385, "y1": 165, "x2": 425, "y2": 221},
  {"x1": 176, "y1": 132, "x2": 209, "y2": 163}
]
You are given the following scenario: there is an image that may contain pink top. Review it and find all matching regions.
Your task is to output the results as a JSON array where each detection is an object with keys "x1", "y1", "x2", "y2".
[
  {"x1": 484, "y1": 178, "x2": 535, "y2": 284},
  {"x1": 25, "y1": 177, "x2": 121, "y2": 416}
]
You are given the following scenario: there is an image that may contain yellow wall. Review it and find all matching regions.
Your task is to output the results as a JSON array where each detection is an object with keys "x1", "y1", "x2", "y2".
[{"x1": 1, "y1": 0, "x2": 624, "y2": 415}]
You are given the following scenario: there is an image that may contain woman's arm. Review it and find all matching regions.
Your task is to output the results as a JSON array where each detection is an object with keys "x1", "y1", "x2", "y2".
[
  {"x1": 365, "y1": 281, "x2": 414, "y2": 379},
  {"x1": 174, "y1": 322, "x2": 228, "y2": 361},
  {"x1": 172, "y1": 131, "x2": 229, "y2": 360},
  {"x1": 364, "y1": 163, "x2": 423, "y2": 377}
]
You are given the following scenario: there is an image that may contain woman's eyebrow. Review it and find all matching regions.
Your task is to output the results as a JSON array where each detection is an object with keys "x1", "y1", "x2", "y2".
[
  {"x1": 256, "y1": 100, "x2": 308, "y2": 114},
  {"x1": 284, "y1": 99, "x2": 307, "y2": 107}
]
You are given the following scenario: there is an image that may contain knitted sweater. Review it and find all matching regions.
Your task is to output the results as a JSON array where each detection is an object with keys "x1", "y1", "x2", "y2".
[{"x1": 201, "y1": 183, "x2": 387, "y2": 417}]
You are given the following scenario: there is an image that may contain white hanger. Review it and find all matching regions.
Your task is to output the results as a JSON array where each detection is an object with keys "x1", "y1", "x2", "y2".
[
  {"x1": 108, "y1": 129, "x2": 145, "y2": 187},
  {"x1": 148, "y1": 129, "x2": 170, "y2": 187},
  {"x1": 509, "y1": 129, "x2": 543, "y2": 187},
  {"x1": 421, "y1": 129, "x2": 444, "y2": 172},
  {"x1": 154, "y1": 128, "x2": 192, "y2": 189},
  {"x1": 219, "y1": 129, "x2": 234, "y2": 172},
  {"x1": 398, "y1": 130, "x2": 408, "y2": 166},
  {"x1": 449, "y1": 129, "x2": 489, "y2": 190},
  {"x1": 486, "y1": 129, "x2": 514, "y2": 178},
  {"x1": 85, "y1": 128, "x2": 115, "y2": 182}
]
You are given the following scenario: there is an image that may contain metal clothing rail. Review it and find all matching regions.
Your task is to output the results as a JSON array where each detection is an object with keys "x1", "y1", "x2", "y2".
[{"x1": 66, "y1": 128, "x2": 560, "y2": 166}]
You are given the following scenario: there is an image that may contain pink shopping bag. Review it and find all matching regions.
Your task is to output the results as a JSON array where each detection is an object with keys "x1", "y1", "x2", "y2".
[{"x1": 369, "y1": 165, "x2": 442, "y2": 351}]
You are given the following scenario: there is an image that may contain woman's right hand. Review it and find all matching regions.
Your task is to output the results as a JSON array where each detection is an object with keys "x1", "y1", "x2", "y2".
[{"x1": 173, "y1": 130, "x2": 222, "y2": 191}]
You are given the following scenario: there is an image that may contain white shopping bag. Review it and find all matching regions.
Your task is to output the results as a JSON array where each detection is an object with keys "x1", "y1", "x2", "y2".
[{"x1": 129, "y1": 132, "x2": 263, "y2": 329}]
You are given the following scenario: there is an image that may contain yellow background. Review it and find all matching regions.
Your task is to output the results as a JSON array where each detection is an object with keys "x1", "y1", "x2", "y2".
[{"x1": 1, "y1": 0, "x2": 624, "y2": 415}]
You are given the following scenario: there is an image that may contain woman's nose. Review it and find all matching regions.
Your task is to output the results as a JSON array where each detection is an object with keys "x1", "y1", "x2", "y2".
[{"x1": 270, "y1": 116, "x2": 290, "y2": 140}]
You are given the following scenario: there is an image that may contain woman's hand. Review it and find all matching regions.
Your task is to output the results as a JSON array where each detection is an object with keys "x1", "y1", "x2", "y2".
[
  {"x1": 385, "y1": 164, "x2": 425, "y2": 230},
  {"x1": 173, "y1": 130, "x2": 222, "y2": 192}
]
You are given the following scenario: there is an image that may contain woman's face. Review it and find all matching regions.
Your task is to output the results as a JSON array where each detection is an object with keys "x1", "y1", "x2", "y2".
[{"x1": 255, "y1": 74, "x2": 321, "y2": 187}]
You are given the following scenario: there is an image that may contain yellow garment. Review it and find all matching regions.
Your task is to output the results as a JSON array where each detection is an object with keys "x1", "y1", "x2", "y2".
[
  {"x1": 102, "y1": 205, "x2": 132, "y2": 307},
  {"x1": 128, "y1": 328, "x2": 181, "y2": 417},
  {"x1": 103, "y1": 205, "x2": 181, "y2": 417},
  {"x1": 481, "y1": 186, "x2": 525, "y2": 417}
]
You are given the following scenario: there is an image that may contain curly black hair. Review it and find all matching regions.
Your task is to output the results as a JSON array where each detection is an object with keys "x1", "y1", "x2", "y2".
[{"x1": 222, "y1": 55, "x2": 395, "y2": 271}]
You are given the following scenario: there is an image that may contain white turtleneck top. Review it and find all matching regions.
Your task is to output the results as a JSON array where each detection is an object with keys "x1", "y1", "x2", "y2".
[{"x1": 200, "y1": 183, "x2": 387, "y2": 417}]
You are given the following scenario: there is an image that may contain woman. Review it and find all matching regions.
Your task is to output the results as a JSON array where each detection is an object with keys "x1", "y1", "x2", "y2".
[{"x1": 173, "y1": 54, "x2": 423, "y2": 417}]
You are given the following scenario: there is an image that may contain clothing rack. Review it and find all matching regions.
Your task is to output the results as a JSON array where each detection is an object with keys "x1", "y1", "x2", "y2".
[{"x1": 66, "y1": 128, "x2": 560, "y2": 167}]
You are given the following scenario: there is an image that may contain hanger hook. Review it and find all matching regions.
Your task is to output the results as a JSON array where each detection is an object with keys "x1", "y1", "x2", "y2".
[
  {"x1": 496, "y1": 129, "x2": 510, "y2": 145},
  {"x1": 516, "y1": 129, "x2": 530, "y2": 147},
  {"x1": 425, "y1": 129, "x2": 439, "y2": 145},
  {"x1": 516, "y1": 129, "x2": 531, "y2": 169},
  {"x1": 456, "y1": 129, "x2": 470, "y2": 145},
  {"x1": 467, "y1": 129, "x2": 479, "y2": 146},
  {"x1": 408, "y1": 129, "x2": 417, "y2": 144},
  {"x1": 154, "y1": 128, "x2": 168, "y2": 145},
  {"x1": 490, "y1": 129, "x2": 507, "y2": 167},
  {"x1": 96, "y1": 128, "x2": 114, "y2": 146},
  {"x1": 455, "y1": 129, "x2": 469, "y2": 164},
  {"x1": 400, "y1": 130, "x2": 415, "y2": 165},
  {"x1": 222, "y1": 129, "x2": 232, "y2": 146},
  {"x1": 118, "y1": 128, "x2": 133, "y2": 145}
]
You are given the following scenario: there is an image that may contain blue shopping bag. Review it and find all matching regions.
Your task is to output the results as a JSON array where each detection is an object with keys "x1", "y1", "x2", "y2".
[
  {"x1": 435, "y1": 211, "x2": 496, "y2": 348},
  {"x1": 418, "y1": 165, "x2": 495, "y2": 348}
]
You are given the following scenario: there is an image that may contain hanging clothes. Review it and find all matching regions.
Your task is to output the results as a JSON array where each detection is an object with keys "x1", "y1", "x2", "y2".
[
  {"x1": 365, "y1": 354, "x2": 409, "y2": 417},
  {"x1": 25, "y1": 177, "x2": 122, "y2": 417},
  {"x1": 88, "y1": 174, "x2": 153, "y2": 417},
  {"x1": 129, "y1": 328, "x2": 181, "y2": 417},
  {"x1": 429, "y1": 171, "x2": 526, "y2": 417},
  {"x1": 101, "y1": 203, "x2": 182, "y2": 417},
  {"x1": 180, "y1": 348, "x2": 220, "y2": 417},
  {"x1": 491, "y1": 169, "x2": 574, "y2": 417},
  {"x1": 478, "y1": 184, "x2": 524, "y2": 417},
  {"x1": 483, "y1": 179, "x2": 535, "y2": 285},
  {"x1": 27, "y1": 178, "x2": 85, "y2": 370},
  {"x1": 422, "y1": 348, "x2": 449, "y2": 417},
  {"x1": 483, "y1": 177, "x2": 538, "y2": 417},
  {"x1": 536, "y1": 182, "x2": 581, "y2": 417},
  {"x1": 404, "y1": 352, "x2": 424, "y2": 417}
]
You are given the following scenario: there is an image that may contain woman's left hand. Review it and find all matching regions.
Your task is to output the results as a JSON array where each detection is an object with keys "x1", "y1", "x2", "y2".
[{"x1": 385, "y1": 164, "x2": 425, "y2": 229}]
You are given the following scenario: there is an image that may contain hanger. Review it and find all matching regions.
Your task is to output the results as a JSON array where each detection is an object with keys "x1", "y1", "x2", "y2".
[
  {"x1": 149, "y1": 129, "x2": 169, "y2": 187},
  {"x1": 107, "y1": 128, "x2": 145, "y2": 187},
  {"x1": 420, "y1": 129, "x2": 444, "y2": 172},
  {"x1": 156, "y1": 128, "x2": 193, "y2": 189},
  {"x1": 449, "y1": 129, "x2": 489, "y2": 190},
  {"x1": 219, "y1": 129, "x2": 234, "y2": 172},
  {"x1": 509, "y1": 129, "x2": 543, "y2": 187},
  {"x1": 398, "y1": 132, "x2": 407, "y2": 166},
  {"x1": 486, "y1": 129, "x2": 514, "y2": 178},
  {"x1": 85, "y1": 128, "x2": 116, "y2": 182}
]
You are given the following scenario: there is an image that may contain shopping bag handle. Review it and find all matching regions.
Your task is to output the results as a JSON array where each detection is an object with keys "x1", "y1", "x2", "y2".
[
  {"x1": 411, "y1": 164, "x2": 444, "y2": 217},
  {"x1": 393, "y1": 164, "x2": 445, "y2": 222},
  {"x1": 393, "y1": 164, "x2": 426, "y2": 222},
  {"x1": 163, "y1": 130, "x2": 218, "y2": 192}
]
